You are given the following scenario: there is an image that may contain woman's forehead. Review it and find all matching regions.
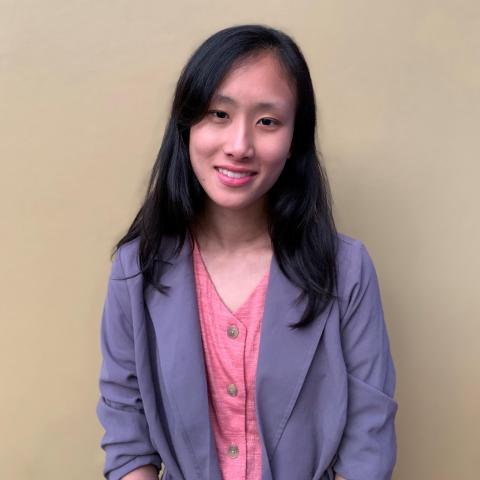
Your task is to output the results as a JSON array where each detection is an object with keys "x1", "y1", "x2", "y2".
[
  {"x1": 211, "y1": 93, "x2": 292, "y2": 113},
  {"x1": 212, "y1": 52, "x2": 296, "y2": 109}
]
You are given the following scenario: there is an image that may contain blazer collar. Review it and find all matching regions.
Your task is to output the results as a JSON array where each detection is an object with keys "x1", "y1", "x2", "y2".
[{"x1": 145, "y1": 238, "x2": 332, "y2": 480}]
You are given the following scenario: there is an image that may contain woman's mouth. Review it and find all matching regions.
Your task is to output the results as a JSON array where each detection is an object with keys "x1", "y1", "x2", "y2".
[
  {"x1": 216, "y1": 167, "x2": 255, "y2": 179},
  {"x1": 214, "y1": 167, "x2": 257, "y2": 187}
]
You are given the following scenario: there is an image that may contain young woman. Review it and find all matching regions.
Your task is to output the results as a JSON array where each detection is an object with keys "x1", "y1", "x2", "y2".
[{"x1": 97, "y1": 25, "x2": 398, "y2": 480}]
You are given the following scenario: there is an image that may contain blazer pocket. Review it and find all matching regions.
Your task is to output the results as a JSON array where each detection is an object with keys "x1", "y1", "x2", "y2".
[{"x1": 334, "y1": 374, "x2": 397, "y2": 479}]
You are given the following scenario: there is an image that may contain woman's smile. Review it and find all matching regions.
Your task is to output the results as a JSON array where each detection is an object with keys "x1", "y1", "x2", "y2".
[{"x1": 215, "y1": 166, "x2": 257, "y2": 187}]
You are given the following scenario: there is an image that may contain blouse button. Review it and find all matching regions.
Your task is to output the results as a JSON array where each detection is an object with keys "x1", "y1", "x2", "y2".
[
  {"x1": 227, "y1": 325, "x2": 239, "y2": 339},
  {"x1": 227, "y1": 383, "x2": 238, "y2": 397},
  {"x1": 227, "y1": 444, "x2": 239, "y2": 458}
]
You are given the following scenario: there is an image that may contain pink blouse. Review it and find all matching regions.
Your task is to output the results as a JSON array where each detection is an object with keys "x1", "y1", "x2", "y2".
[{"x1": 192, "y1": 240, "x2": 269, "y2": 480}]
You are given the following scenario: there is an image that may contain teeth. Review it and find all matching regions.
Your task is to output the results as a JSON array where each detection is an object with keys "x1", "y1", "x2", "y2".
[{"x1": 217, "y1": 167, "x2": 253, "y2": 179}]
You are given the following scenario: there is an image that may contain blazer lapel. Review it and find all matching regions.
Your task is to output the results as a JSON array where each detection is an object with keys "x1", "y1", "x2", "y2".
[
  {"x1": 145, "y1": 238, "x2": 222, "y2": 480},
  {"x1": 255, "y1": 254, "x2": 334, "y2": 467}
]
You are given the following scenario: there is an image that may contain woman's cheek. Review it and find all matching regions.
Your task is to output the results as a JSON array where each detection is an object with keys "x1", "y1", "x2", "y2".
[
  {"x1": 259, "y1": 138, "x2": 291, "y2": 164},
  {"x1": 205, "y1": 133, "x2": 223, "y2": 156}
]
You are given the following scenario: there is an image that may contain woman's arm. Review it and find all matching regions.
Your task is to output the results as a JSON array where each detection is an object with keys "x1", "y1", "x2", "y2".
[
  {"x1": 97, "y1": 247, "x2": 162, "y2": 478},
  {"x1": 333, "y1": 242, "x2": 398, "y2": 480},
  {"x1": 122, "y1": 465, "x2": 159, "y2": 479},
  {"x1": 335, "y1": 475, "x2": 347, "y2": 480}
]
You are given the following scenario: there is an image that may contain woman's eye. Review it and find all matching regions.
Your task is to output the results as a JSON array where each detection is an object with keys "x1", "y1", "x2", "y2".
[
  {"x1": 258, "y1": 118, "x2": 278, "y2": 127},
  {"x1": 209, "y1": 110, "x2": 228, "y2": 120}
]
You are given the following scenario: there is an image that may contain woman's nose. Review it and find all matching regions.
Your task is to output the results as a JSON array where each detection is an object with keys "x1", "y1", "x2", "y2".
[{"x1": 222, "y1": 121, "x2": 254, "y2": 160}]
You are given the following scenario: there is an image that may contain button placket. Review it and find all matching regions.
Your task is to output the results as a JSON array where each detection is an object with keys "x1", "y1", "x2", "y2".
[{"x1": 224, "y1": 321, "x2": 244, "y2": 467}]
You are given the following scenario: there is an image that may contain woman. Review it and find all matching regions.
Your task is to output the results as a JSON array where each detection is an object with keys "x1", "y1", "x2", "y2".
[{"x1": 97, "y1": 25, "x2": 398, "y2": 480}]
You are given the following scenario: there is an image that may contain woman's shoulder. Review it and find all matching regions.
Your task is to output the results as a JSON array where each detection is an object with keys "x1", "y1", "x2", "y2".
[
  {"x1": 113, "y1": 235, "x2": 181, "y2": 277},
  {"x1": 335, "y1": 232, "x2": 381, "y2": 301},
  {"x1": 335, "y1": 231, "x2": 367, "y2": 265},
  {"x1": 113, "y1": 237, "x2": 142, "y2": 277}
]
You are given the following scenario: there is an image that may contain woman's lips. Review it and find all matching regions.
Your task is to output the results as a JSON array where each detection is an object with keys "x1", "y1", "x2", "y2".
[{"x1": 215, "y1": 167, "x2": 256, "y2": 187}]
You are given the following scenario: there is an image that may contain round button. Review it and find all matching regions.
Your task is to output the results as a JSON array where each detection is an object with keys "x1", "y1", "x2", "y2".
[
  {"x1": 227, "y1": 383, "x2": 238, "y2": 397},
  {"x1": 227, "y1": 444, "x2": 239, "y2": 458},
  {"x1": 227, "y1": 325, "x2": 239, "y2": 339}
]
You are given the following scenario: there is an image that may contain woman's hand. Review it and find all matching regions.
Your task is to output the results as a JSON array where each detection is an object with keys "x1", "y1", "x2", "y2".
[
  {"x1": 335, "y1": 475, "x2": 347, "y2": 480},
  {"x1": 121, "y1": 464, "x2": 159, "y2": 479}
]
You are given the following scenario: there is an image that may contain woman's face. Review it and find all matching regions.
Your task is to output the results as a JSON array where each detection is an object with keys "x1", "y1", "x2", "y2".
[{"x1": 189, "y1": 52, "x2": 296, "y2": 213}]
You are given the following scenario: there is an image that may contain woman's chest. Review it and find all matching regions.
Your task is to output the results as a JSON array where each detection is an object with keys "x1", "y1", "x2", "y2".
[{"x1": 194, "y1": 247, "x2": 272, "y2": 314}]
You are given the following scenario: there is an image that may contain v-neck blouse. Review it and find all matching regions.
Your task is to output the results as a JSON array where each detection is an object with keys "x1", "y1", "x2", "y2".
[{"x1": 192, "y1": 240, "x2": 269, "y2": 480}]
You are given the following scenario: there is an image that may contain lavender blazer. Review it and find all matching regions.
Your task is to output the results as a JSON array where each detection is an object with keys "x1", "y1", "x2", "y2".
[{"x1": 96, "y1": 233, "x2": 398, "y2": 480}]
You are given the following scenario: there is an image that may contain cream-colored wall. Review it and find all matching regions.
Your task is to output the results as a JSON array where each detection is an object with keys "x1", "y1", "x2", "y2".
[{"x1": 1, "y1": 0, "x2": 479, "y2": 478}]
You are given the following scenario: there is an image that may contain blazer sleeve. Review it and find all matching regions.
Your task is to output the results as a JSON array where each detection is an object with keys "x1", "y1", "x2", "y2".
[
  {"x1": 333, "y1": 242, "x2": 398, "y2": 480},
  {"x1": 96, "y1": 247, "x2": 162, "y2": 480}
]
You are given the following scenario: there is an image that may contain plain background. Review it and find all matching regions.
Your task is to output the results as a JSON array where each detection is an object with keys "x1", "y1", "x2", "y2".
[{"x1": 1, "y1": 0, "x2": 479, "y2": 478}]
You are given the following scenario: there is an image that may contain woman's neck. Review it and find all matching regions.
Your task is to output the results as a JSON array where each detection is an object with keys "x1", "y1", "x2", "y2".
[{"x1": 192, "y1": 200, "x2": 271, "y2": 254}]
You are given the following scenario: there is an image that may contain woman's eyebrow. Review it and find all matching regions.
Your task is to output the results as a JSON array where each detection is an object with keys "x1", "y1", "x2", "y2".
[{"x1": 212, "y1": 94, "x2": 287, "y2": 111}]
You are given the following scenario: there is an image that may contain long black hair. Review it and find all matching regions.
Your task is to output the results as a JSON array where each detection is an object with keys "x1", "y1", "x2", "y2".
[{"x1": 114, "y1": 24, "x2": 338, "y2": 328}]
